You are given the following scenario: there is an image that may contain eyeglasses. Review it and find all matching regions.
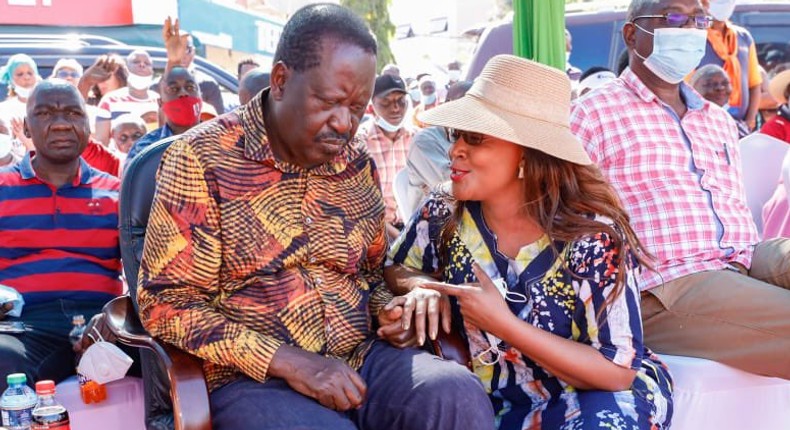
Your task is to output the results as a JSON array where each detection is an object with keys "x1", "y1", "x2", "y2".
[
  {"x1": 56, "y1": 70, "x2": 81, "y2": 79},
  {"x1": 116, "y1": 132, "x2": 145, "y2": 143},
  {"x1": 445, "y1": 128, "x2": 486, "y2": 145},
  {"x1": 632, "y1": 13, "x2": 713, "y2": 29}
]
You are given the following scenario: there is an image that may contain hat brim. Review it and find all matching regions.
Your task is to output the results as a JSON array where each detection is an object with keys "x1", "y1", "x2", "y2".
[
  {"x1": 418, "y1": 95, "x2": 592, "y2": 165},
  {"x1": 375, "y1": 88, "x2": 407, "y2": 99},
  {"x1": 769, "y1": 70, "x2": 790, "y2": 105}
]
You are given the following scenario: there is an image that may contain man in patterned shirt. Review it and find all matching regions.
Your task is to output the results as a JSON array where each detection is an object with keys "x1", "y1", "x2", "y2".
[
  {"x1": 571, "y1": 0, "x2": 790, "y2": 380},
  {"x1": 137, "y1": 4, "x2": 492, "y2": 429}
]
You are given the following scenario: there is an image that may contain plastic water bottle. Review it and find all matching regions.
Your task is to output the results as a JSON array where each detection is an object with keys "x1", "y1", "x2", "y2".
[
  {"x1": 31, "y1": 380, "x2": 69, "y2": 430},
  {"x1": 67, "y1": 315, "x2": 106, "y2": 404},
  {"x1": 0, "y1": 373, "x2": 38, "y2": 430}
]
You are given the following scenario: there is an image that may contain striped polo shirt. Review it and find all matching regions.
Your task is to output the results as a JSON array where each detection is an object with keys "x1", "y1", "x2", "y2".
[{"x1": 0, "y1": 153, "x2": 121, "y2": 305}]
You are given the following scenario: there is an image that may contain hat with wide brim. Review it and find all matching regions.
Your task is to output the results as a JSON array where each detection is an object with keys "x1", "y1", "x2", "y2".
[
  {"x1": 418, "y1": 54, "x2": 592, "y2": 165},
  {"x1": 769, "y1": 69, "x2": 790, "y2": 105}
]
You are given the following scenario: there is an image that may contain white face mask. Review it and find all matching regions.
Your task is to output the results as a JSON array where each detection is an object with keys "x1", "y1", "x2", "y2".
[
  {"x1": 409, "y1": 89, "x2": 421, "y2": 102},
  {"x1": 634, "y1": 26, "x2": 708, "y2": 84},
  {"x1": 13, "y1": 85, "x2": 32, "y2": 99},
  {"x1": 447, "y1": 70, "x2": 461, "y2": 82},
  {"x1": 422, "y1": 93, "x2": 437, "y2": 105},
  {"x1": 77, "y1": 339, "x2": 133, "y2": 384},
  {"x1": 127, "y1": 73, "x2": 153, "y2": 91},
  {"x1": 375, "y1": 115, "x2": 404, "y2": 133},
  {"x1": 708, "y1": 0, "x2": 737, "y2": 21},
  {"x1": 566, "y1": 51, "x2": 572, "y2": 63}
]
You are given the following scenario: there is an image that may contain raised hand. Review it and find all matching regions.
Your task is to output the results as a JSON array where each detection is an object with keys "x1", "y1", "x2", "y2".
[{"x1": 162, "y1": 16, "x2": 190, "y2": 67}]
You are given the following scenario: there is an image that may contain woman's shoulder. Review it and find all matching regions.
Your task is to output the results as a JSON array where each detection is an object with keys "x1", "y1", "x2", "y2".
[{"x1": 565, "y1": 214, "x2": 627, "y2": 271}]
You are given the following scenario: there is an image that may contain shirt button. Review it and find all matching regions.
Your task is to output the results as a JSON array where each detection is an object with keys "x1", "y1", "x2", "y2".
[
  {"x1": 315, "y1": 277, "x2": 323, "y2": 286},
  {"x1": 304, "y1": 216, "x2": 313, "y2": 225},
  {"x1": 309, "y1": 256, "x2": 317, "y2": 263}
]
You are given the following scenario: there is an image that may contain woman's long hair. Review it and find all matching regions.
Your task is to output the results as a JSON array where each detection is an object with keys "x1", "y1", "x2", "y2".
[{"x1": 440, "y1": 145, "x2": 653, "y2": 316}]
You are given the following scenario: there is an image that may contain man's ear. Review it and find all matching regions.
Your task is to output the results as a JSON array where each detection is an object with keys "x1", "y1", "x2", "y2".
[
  {"x1": 622, "y1": 22, "x2": 637, "y2": 50},
  {"x1": 23, "y1": 118, "x2": 30, "y2": 138},
  {"x1": 269, "y1": 61, "x2": 289, "y2": 101}
]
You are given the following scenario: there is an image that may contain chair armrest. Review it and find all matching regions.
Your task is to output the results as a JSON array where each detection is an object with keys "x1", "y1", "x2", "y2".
[{"x1": 102, "y1": 296, "x2": 212, "y2": 430}]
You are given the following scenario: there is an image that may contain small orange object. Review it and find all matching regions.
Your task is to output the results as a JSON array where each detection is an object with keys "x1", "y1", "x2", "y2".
[{"x1": 78, "y1": 376, "x2": 107, "y2": 404}]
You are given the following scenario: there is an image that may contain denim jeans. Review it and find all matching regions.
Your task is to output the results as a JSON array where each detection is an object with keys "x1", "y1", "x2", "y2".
[{"x1": 210, "y1": 341, "x2": 495, "y2": 430}]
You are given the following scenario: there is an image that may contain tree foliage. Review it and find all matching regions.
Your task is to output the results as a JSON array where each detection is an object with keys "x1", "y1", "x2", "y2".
[{"x1": 341, "y1": 0, "x2": 395, "y2": 72}]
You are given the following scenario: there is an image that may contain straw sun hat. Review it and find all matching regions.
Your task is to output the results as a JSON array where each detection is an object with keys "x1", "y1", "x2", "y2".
[
  {"x1": 418, "y1": 54, "x2": 592, "y2": 165},
  {"x1": 769, "y1": 69, "x2": 790, "y2": 105}
]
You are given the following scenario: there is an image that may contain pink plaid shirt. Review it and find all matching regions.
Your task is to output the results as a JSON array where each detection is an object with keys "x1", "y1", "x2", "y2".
[
  {"x1": 360, "y1": 121, "x2": 413, "y2": 224},
  {"x1": 570, "y1": 68, "x2": 759, "y2": 290}
]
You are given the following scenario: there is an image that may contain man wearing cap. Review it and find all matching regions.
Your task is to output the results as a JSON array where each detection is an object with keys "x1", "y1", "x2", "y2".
[
  {"x1": 360, "y1": 74, "x2": 415, "y2": 240},
  {"x1": 570, "y1": 0, "x2": 790, "y2": 380},
  {"x1": 760, "y1": 69, "x2": 790, "y2": 143},
  {"x1": 577, "y1": 67, "x2": 616, "y2": 97}
]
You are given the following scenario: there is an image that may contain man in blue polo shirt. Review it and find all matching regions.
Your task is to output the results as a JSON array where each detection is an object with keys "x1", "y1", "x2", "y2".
[{"x1": 0, "y1": 81, "x2": 122, "y2": 390}]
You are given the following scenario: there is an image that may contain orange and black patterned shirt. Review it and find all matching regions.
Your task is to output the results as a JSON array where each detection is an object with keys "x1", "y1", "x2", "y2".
[{"x1": 137, "y1": 90, "x2": 391, "y2": 392}]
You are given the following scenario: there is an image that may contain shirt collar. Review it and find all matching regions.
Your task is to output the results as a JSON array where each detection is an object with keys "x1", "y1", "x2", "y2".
[
  {"x1": 621, "y1": 67, "x2": 708, "y2": 112},
  {"x1": 20, "y1": 151, "x2": 92, "y2": 186},
  {"x1": 237, "y1": 88, "x2": 352, "y2": 175}
]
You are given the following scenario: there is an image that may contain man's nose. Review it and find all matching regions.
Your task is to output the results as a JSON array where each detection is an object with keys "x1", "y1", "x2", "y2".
[{"x1": 330, "y1": 107, "x2": 352, "y2": 134}]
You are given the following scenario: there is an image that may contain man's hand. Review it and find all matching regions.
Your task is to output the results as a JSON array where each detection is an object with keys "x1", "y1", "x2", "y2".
[
  {"x1": 162, "y1": 17, "x2": 190, "y2": 67},
  {"x1": 269, "y1": 345, "x2": 366, "y2": 411},
  {"x1": 80, "y1": 56, "x2": 119, "y2": 87},
  {"x1": 73, "y1": 313, "x2": 117, "y2": 354},
  {"x1": 399, "y1": 286, "x2": 452, "y2": 346},
  {"x1": 376, "y1": 297, "x2": 418, "y2": 348},
  {"x1": 10, "y1": 118, "x2": 33, "y2": 151},
  {"x1": 0, "y1": 302, "x2": 13, "y2": 321}
]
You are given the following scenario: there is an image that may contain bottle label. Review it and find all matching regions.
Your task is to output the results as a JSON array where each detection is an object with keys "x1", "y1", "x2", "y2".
[
  {"x1": 32, "y1": 423, "x2": 71, "y2": 430},
  {"x1": 1, "y1": 404, "x2": 35, "y2": 427}
]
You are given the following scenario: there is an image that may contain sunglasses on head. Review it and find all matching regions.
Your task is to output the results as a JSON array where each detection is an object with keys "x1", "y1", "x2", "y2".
[
  {"x1": 632, "y1": 12, "x2": 713, "y2": 30},
  {"x1": 445, "y1": 128, "x2": 486, "y2": 145},
  {"x1": 56, "y1": 70, "x2": 81, "y2": 79}
]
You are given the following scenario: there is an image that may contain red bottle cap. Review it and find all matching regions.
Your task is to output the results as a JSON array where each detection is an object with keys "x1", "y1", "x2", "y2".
[{"x1": 35, "y1": 380, "x2": 56, "y2": 395}]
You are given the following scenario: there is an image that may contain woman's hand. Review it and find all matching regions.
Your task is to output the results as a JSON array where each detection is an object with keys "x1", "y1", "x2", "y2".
[
  {"x1": 401, "y1": 286, "x2": 452, "y2": 345},
  {"x1": 421, "y1": 263, "x2": 513, "y2": 337},
  {"x1": 377, "y1": 297, "x2": 418, "y2": 348}
]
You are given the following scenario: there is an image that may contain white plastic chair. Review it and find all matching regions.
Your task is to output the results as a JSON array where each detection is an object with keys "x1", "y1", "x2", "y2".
[
  {"x1": 738, "y1": 133, "x2": 789, "y2": 233},
  {"x1": 393, "y1": 168, "x2": 418, "y2": 223}
]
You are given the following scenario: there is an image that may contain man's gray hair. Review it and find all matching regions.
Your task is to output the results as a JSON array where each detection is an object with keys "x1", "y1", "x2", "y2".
[
  {"x1": 690, "y1": 64, "x2": 729, "y2": 88},
  {"x1": 626, "y1": 0, "x2": 665, "y2": 22}
]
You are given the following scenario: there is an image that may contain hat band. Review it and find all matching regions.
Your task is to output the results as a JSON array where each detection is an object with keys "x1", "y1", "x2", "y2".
[{"x1": 467, "y1": 78, "x2": 569, "y2": 128}]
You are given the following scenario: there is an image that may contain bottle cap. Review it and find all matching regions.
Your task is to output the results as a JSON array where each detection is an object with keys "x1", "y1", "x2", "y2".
[
  {"x1": 6, "y1": 373, "x2": 27, "y2": 385},
  {"x1": 35, "y1": 380, "x2": 55, "y2": 395},
  {"x1": 72, "y1": 314, "x2": 85, "y2": 326}
]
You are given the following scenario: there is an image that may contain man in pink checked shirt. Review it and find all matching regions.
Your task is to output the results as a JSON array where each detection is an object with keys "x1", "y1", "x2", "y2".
[{"x1": 571, "y1": 0, "x2": 790, "y2": 380}]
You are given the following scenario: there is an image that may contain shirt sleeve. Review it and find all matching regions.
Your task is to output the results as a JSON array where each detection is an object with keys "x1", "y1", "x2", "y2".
[
  {"x1": 569, "y1": 101, "x2": 603, "y2": 165},
  {"x1": 569, "y1": 229, "x2": 644, "y2": 370},
  {"x1": 760, "y1": 119, "x2": 788, "y2": 143},
  {"x1": 137, "y1": 138, "x2": 283, "y2": 382},
  {"x1": 747, "y1": 41, "x2": 763, "y2": 88},
  {"x1": 96, "y1": 94, "x2": 112, "y2": 120},
  {"x1": 387, "y1": 196, "x2": 452, "y2": 275}
]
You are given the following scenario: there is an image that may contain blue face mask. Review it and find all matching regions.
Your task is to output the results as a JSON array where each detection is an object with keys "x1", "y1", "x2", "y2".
[
  {"x1": 422, "y1": 93, "x2": 437, "y2": 105},
  {"x1": 633, "y1": 26, "x2": 708, "y2": 84}
]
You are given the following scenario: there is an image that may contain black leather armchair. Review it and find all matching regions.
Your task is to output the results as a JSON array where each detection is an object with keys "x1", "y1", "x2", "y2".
[{"x1": 102, "y1": 135, "x2": 211, "y2": 430}]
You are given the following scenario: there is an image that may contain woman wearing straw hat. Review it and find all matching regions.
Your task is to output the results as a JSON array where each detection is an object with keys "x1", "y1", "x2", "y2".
[
  {"x1": 760, "y1": 69, "x2": 790, "y2": 143},
  {"x1": 384, "y1": 55, "x2": 673, "y2": 428}
]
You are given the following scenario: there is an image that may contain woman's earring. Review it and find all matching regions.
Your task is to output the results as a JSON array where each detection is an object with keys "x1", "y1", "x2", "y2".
[{"x1": 518, "y1": 164, "x2": 524, "y2": 179}]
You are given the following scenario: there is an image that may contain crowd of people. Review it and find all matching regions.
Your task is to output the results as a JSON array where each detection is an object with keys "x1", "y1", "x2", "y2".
[{"x1": 2, "y1": 0, "x2": 790, "y2": 429}]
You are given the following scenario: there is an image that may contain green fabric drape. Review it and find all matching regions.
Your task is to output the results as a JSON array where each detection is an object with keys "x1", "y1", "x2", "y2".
[{"x1": 512, "y1": 0, "x2": 566, "y2": 70}]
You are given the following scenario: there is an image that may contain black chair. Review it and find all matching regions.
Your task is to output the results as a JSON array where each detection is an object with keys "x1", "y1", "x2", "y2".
[{"x1": 103, "y1": 135, "x2": 211, "y2": 430}]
